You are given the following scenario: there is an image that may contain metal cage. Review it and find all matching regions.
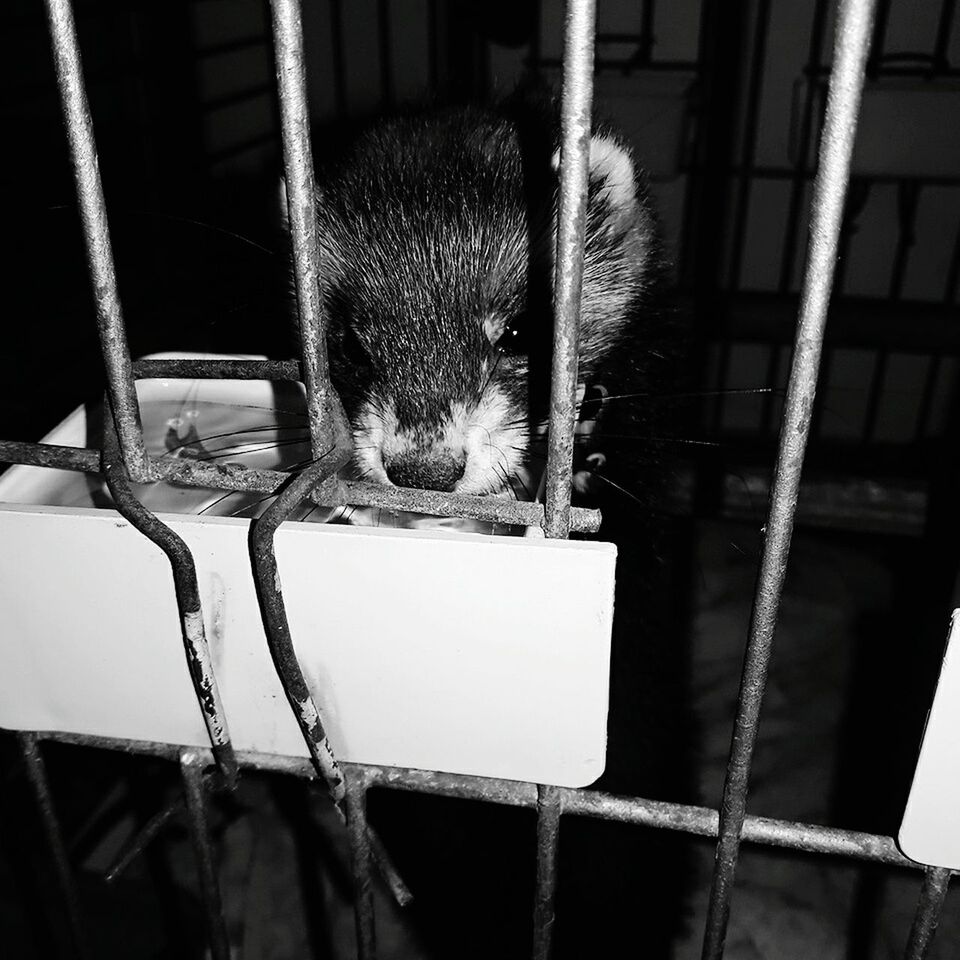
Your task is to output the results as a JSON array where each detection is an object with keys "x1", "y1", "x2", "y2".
[{"x1": 0, "y1": 1, "x2": 954, "y2": 958}]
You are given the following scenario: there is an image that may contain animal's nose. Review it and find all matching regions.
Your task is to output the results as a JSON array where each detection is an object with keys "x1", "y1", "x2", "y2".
[{"x1": 385, "y1": 453, "x2": 466, "y2": 492}]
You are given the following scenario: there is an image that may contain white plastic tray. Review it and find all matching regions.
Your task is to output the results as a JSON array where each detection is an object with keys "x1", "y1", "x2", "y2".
[{"x1": 0, "y1": 356, "x2": 616, "y2": 787}]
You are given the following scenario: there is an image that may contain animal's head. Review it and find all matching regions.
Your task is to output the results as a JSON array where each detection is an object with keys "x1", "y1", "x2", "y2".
[{"x1": 285, "y1": 109, "x2": 657, "y2": 496}]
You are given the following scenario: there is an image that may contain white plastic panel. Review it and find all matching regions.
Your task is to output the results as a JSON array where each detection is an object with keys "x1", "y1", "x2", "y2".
[
  {"x1": 0, "y1": 359, "x2": 617, "y2": 787},
  {"x1": 899, "y1": 609, "x2": 960, "y2": 868}
]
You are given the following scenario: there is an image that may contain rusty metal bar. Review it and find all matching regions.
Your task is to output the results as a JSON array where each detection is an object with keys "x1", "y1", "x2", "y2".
[
  {"x1": 132, "y1": 358, "x2": 302, "y2": 381},
  {"x1": 101, "y1": 410, "x2": 238, "y2": 786},
  {"x1": 249, "y1": 455, "x2": 350, "y2": 799},
  {"x1": 543, "y1": 0, "x2": 597, "y2": 540},
  {"x1": 532, "y1": 785, "x2": 562, "y2": 960},
  {"x1": 17, "y1": 732, "x2": 90, "y2": 959},
  {"x1": 0, "y1": 440, "x2": 101, "y2": 473},
  {"x1": 0, "y1": 440, "x2": 602, "y2": 532},
  {"x1": 42, "y1": 0, "x2": 149, "y2": 482},
  {"x1": 904, "y1": 867, "x2": 951, "y2": 960},
  {"x1": 101, "y1": 412, "x2": 237, "y2": 782},
  {"x1": 344, "y1": 768, "x2": 377, "y2": 960},
  {"x1": 180, "y1": 749, "x2": 231, "y2": 960},
  {"x1": 269, "y1": 0, "x2": 351, "y2": 471},
  {"x1": 105, "y1": 796, "x2": 184, "y2": 883},
  {"x1": 28, "y1": 734, "x2": 950, "y2": 874},
  {"x1": 700, "y1": 1, "x2": 878, "y2": 957}
]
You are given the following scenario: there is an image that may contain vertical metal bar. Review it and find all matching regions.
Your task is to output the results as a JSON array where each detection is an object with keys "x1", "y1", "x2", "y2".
[
  {"x1": 329, "y1": 0, "x2": 348, "y2": 117},
  {"x1": 868, "y1": 0, "x2": 892, "y2": 75},
  {"x1": 945, "y1": 220, "x2": 960, "y2": 304},
  {"x1": 889, "y1": 181, "x2": 921, "y2": 301},
  {"x1": 727, "y1": 0, "x2": 773, "y2": 291},
  {"x1": 862, "y1": 181, "x2": 920, "y2": 440},
  {"x1": 344, "y1": 769, "x2": 377, "y2": 960},
  {"x1": 543, "y1": 0, "x2": 597, "y2": 541},
  {"x1": 17, "y1": 732, "x2": 90, "y2": 960},
  {"x1": 377, "y1": 0, "x2": 392, "y2": 107},
  {"x1": 531, "y1": 785, "x2": 562, "y2": 960},
  {"x1": 42, "y1": 0, "x2": 150, "y2": 482},
  {"x1": 638, "y1": 0, "x2": 655, "y2": 65},
  {"x1": 270, "y1": 0, "x2": 351, "y2": 468},
  {"x1": 101, "y1": 411, "x2": 238, "y2": 787},
  {"x1": 700, "y1": 1, "x2": 877, "y2": 957},
  {"x1": 903, "y1": 867, "x2": 951, "y2": 960},
  {"x1": 914, "y1": 354, "x2": 943, "y2": 441},
  {"x1": 779, "y1": 0, "x2": 830, "y2": 293},
  {"x1": 249, "y1": 456, "x2": 351, "y2": 800},
  {"x1": 933, "y1": 0, "x2": 957, "y2": 72},
  {"x1": 180, "y1": 750, "x2": 231, "y2": 960}
]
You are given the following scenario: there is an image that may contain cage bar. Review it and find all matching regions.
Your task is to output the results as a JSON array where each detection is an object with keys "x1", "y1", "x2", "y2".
[
  {"x1": 180, "y1": 749, "x2": 231, "y2": 960},
  {"x1": 42, "y1": 0, "x2": 149, "y2": 482},
  {"x1": 532, "y1": 784, "x2": 562, "y2": 960},
  {"x1": 17, "y1": 732, "x2": 90, "y2": 959},
  {"x1": 0, "y1": 438, "x2": 603, "y2": 532},
  {"x1": 779, "y1": 0, "x2": 831, "y2": 293},
  {"x1": 377, "y1": 0, "x2": 392, "y2": 107},
  {"x1": 269, "y1": 0, "x2": 351, "y2": 469},
  {"x1": 543, "y1": 0, "x2": 598, "y2": 541},
  {"x1": 101, "y1": 411, "x2": 238, "y2": 786},
  {"x1": 933, "y1": 0, "x2": 957, "y2": 72},
  {"x1": 249, "y1": 455, "x2": 351, "y2": 800},
  {"x1": 27, "y1": 733, "x2": 948, "y2": 874},
  {"x1": 701, "y1": 1, "x2": 879, "y2": 957},
  {"x1": 727, "y1": 0, "x2": 773, "y2": 291},
  {"x1": 903, "y1": 867, "x2": 951, "y2": 960},
  {"x1": 344, "y1": 769, "x2": 377, "y2": 960}
]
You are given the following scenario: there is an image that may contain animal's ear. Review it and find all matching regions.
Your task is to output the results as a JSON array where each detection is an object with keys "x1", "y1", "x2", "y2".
[{"x1": 552, "y1": 133, "x2": 639, "y2": 227}]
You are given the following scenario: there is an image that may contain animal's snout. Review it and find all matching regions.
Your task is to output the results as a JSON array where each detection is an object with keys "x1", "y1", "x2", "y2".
[{"x1": 385, "y1": 452, "x2": 466, "y2": 492}]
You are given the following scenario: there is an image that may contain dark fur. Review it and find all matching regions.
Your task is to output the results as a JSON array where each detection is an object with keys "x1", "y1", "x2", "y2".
[{"x1": 298, "y1": 102, "x2": 664, "y2": 497}]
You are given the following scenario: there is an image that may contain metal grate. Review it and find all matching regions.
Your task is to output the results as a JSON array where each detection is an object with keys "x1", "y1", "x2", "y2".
[{"x1": 0, "y1": 1, "x2": 954, "y2": 959}]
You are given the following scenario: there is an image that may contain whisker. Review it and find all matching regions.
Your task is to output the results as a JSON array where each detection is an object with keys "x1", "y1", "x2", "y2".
[
  {"x1": 195, "y1": 437, "x2": 313, "y2": 461},
  {"x1": 590, "y1": 471, "x2": 649, "y2": 509},
  {"x1": 576, "y1": 386, "x2": 778, "y2": 410},
  {"x1": 573, "y1": 434, "x2": 724, "y2": 449},
  {"x1": 162, "y1": 423, "x2": 310, "y2": 459}
]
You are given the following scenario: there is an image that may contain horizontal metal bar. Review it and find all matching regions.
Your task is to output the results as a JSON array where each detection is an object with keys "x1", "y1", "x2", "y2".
[
  {"x1": 532, "y1": 56, "x2": 697, "y2": 72},
  {"x1": 0, "y1": 441, "x2": 101, "y2": 473},
  {"x1": 205, "y1": 130, "x2": 277, "y2": 165},
  {"x1": 131, "y1": 358, "x2": 302, "y2": 381},
  {"x1": 24, "y1": 732, "x2": 954, "y2": 875},
  {"x1": 202, "y1": 81, "x2": 274, "y2": 114},
  {"x1": 0, "y1": 443, "x2": 602, "y2": 532}
]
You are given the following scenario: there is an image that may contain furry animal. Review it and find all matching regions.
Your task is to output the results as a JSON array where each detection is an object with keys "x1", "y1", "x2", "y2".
[
  {"x1": 285, "y1": 102, "x2": 690, "y2": 959},
  {"x1": 295, "y1": 103, "x2": 663, "y2": 503}
]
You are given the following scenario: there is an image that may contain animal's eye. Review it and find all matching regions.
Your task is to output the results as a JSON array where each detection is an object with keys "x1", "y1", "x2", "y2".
[
  {"x1": 495, "y1": 317, "x2": 528, "y2": 356},
  {"x1": 339, "y1": 323, "x2": 369, "y2": 366}
]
